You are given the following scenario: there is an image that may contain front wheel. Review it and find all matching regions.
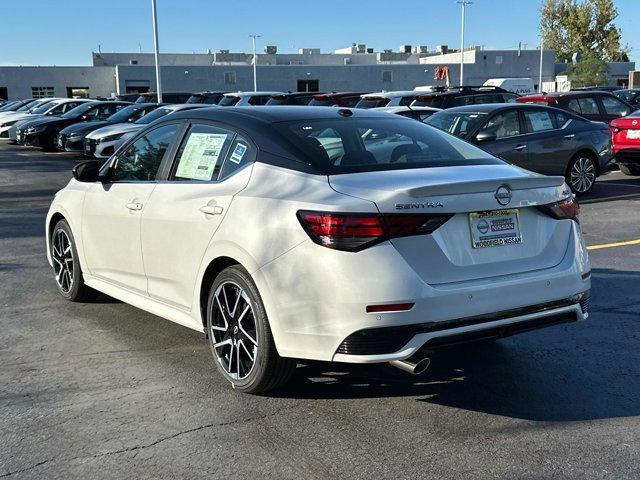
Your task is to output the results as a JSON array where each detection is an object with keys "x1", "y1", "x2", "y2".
[
  {"x1": 566, "y1": 154, "x2": 597, "y2": 195},
  {"x1": 206, "y1": 265, "x2": 296, "y2": 394},
  {"x1": 51, "y1": 219, "x2": 97, "y2": 302}
]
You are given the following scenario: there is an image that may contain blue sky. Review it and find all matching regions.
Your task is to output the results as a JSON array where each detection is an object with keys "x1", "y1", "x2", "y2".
[{"x1": 1, "y1": 0, "x2": 638, "y2": 66}]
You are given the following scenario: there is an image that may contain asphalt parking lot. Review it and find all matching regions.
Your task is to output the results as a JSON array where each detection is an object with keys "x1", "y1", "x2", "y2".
[{"x1": 1, "y1": 142, "x2": 639, "y2": 480}]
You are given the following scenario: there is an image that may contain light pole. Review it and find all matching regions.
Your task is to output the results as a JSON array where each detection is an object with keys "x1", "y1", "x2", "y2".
[
  {"x1": 457, "y1": 1, "x2": 472, "y2": 87},
  {"x1": 539, "y1": 37, "x2": 544, "y2": 93},
  {"x1": 249, "y1": 34, "x2": 261, "y2": 92},
  {"x1": 151, "y1": 0, "x2": 162, "y2": 102}
]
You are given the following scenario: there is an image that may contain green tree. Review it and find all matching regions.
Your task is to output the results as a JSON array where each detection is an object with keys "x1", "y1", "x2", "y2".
[
  {"x1": 565, "y1": 51, "x2": 609, "y2": 86},
  {"x1": 540, "y1": 0, "x2": 629, "y2": 63}
]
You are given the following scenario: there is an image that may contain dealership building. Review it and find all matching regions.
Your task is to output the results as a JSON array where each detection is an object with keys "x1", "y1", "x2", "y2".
[{"x1": 0, "y1": 44, "x2": 634, "y2": 100}]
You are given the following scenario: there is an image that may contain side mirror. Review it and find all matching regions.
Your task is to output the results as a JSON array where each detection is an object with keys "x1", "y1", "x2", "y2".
[
  {"x1": 475, "y1": 131, "x2": 497, "y2": 143},
  {"x1": 72, "y1": 161, "x2": 101, "y2": 182}
]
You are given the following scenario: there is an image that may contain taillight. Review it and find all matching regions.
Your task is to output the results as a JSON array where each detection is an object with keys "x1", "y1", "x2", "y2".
[
  {"x1": 536, "y1": 197, "x2": 580, "y2": 223},
  {"x1": 297, "y1": 210, "x2": 452, "y2": 252}
]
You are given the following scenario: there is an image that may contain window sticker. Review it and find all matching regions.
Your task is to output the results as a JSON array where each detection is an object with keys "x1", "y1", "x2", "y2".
[
  {"x1": 229, "y1": 142, "x2": 247, "y2": 164},
  {"x1": 528, "y1": 112, "x2": 554, "y2": 131},
  {"x1": 175, "y1": 133, "x2": 229, "y2": 181}
]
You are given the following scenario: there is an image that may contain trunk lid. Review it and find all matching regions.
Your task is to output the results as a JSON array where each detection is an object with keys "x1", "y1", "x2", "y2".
[{"x1": 329, "y1": 164, "x2": 572, "y2": 284}]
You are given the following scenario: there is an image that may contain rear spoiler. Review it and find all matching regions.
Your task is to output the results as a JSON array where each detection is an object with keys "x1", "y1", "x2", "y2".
[{"x1": 406, "y1": 175, "x2": 566, "y2": 197}]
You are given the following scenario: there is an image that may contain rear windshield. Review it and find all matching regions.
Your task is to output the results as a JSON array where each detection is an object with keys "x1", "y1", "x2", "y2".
[
  {"x1": 426, "y1": 112, "x2": 488, "y2": 137},
  {"x1": 218, "y1": 96, "x2": 240, "y2": 106},
  {"x1": 410, "y1": 96, "x2": 447, "y2": 108},
  {"x1": 187, "y1": 93, "x2": 224, "y2": 104},
  {"x1": 266, "y1": 96, "x2": 287, "y2": 106},
  {"x1": 613, "y1": 90, "x2": 639, "y2": 104},
  {"x1": 355, "y1": 97, "x2": 390, "y2": 109},
  {"x1": 274, "y1": 117, "x2": 500, "y2": 175}
]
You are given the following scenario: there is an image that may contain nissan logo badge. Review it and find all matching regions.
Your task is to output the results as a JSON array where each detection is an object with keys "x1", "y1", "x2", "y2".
[{"x1": 495, "y1": 185, "x2": 512, "y2": 206}]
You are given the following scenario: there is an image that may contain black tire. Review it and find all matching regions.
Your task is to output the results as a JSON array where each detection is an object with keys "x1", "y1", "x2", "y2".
[
  {"x1": 619, "y1": 164, "x2": 640, "y2": 176},
  {"x1": 566, "y1": 154, "x2": 597, "y2": 195},
  {"x1": 206, "y1": 265, "x2": 296, "y2": 394},
  {"x1": 51, "y1": 219, "x2": 97, "y2": 302}
]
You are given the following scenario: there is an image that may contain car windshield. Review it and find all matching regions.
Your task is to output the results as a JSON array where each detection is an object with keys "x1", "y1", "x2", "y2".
[
  {"x1": 614, "y1": 90, "x2": 639, "y2": 103},
  {"x1": 30, "y1": 101, "x2": 57, "y2": 114},
  {"x1": 106, "y1": 105, "x2": 145, "y2": 123},
  {"x1": 16, "y1": 101, "x2": 37, "y2": 112},
  {"x1": 134, "y1": 106, "x2": 173, "y2": 124},
  {"x1": 274, "y1": 116, "x2": 500, "y2": 175},
  {"x1": 61, "y1": 102, "x2": 96, "y2": 118},
  {"x1": 0, "y1": 101, "x2": 19, "y2": 111},
  {"x1": 426, "y1": 112, "x2": 488, "y2": 137}
]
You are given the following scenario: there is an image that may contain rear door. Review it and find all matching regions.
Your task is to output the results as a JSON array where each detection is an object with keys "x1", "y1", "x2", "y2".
[
  {"x1": 140, "y1": 122, "x2": 255, "y2": 310},
  {"x1": 519, "y1": 108, "x2": 573, "y2": 175},
  {"x1": 473, "y1": 108, "x2": 529, "y2": 166},
  {"x1": 566, "y1": 96, "x2": 602, "y2": 122}
]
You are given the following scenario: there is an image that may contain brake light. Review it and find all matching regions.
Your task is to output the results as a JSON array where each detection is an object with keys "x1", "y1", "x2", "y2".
[
  {"x1": 536, "y1": 197, "x2": 580, "y2": 223},
  {"x1": 297, "y1": 211, "x2": 452, "y2": 252}
]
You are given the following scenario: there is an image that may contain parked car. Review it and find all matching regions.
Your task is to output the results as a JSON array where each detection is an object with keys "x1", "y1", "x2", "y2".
[
  {"x1": 611, "y1": 112, "x2": 640, "y2": 176},
  {"x1": 47, "y1": 106, "x2": 590, "y2": 393},
  {"x1": 373, "y1": 106, "x2": 440, "y2": 123},
  {"x1": 0, "y1": 101, "x2": 21, "y2": 112},
  {"x1": 613, "y1": 89, "x2": 640, "y2": 109},
  {"x1": 218, "y1": 92, "x2": 283, "y2": 106},
  {"x1": 0, "y1": 98, "x2": 51, "y2": 123},
  {"x1": 410, "y1": 86, "x2": 520, "y2": 109},
  {"x1": 308, "y1": 92, "x2": 368, "y2": 108},
  {"x1": 355, "y1": 91, "x2": 426, "y2": 109},
  {"x1": 426, "y1": 103, "x2": 613, "y2": 194},
  {"x1": 56, "y1": 103, "x2": 161, "y2": 153},
  {"x1": 18, "y1": 101, "x2": 130, "y2": 150},
  {"x1": 0, "y1": 99, "x2": 39, "y2": 114},
  {"x1": 2, "y1": 99, "x2": 91, "y2": 140},
  {"x1": 187, "y1": 91, "x2": 228, "y2": 105},
  {"x1": 83, "y1": 103, "x2": 208, "y2": 158},
  {"x1": 516, "y1": 91, "x2": 632, "y2": 124},
  {"x1": 135, "y1": 92, "x2": 193, "y2": 103},
  {"x1": 266, "y1": 92, "x2": 321, "y2": 106}
]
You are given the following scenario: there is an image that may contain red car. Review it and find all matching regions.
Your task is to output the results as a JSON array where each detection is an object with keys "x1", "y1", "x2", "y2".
[{"x1": 611, "y1": 113, "x2": 640, "y2": 176}]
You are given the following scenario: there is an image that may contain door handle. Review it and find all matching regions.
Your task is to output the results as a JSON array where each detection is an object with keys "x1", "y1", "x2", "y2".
[
  {"x1": 199, "y1": 205, "x2": 224, "y2": 215},
  {"x1": 125, "y1": 202, "x2": 143, "y2": 211},
  {"x1": 564, "y1": 134, "x2": 575, "y2": 140},
  {"x1": 514, "y1": 144, "x2": 527, "y2": 151}
]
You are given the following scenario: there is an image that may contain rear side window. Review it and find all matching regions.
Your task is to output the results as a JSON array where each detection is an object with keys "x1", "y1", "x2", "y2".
[
  {"x1": 554, "y1": 111, "x2": 570, "y2": 127},
  {"x1": 570, "y1": 97, "x2": 600, "y2": 115},
  {"x1": 479, "y1": 110, "x2": 521, "y2": 138},
  {"x1": 601, "y1": 96, "x2": 630, "y2": 116},
  {"x1": 111, "y1": 124, "x2": 179, "y2": 182},
  {"x1": 275, "y1": 117, "x2": 500, "y2": 174},
  {"x1": 522, "y1": 109, "x2": 555, "y2": 132},
  {"x1": 172, "y1": 124, "x2": 234, "y2": 181},
  {"x1": 219, "y1": 136, "x2": 253, "y2": 180}
]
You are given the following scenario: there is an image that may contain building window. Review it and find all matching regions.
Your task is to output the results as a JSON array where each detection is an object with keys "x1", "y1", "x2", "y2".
[
  {"x1": 32, "y1": 87, "x2": 55, "y2": 98},
  {"x1": 66, "y1": 87, "x2": 90, "y2": 98},
  {"x1": 382, "y1": 70, "x2": 393, "y2": 83},
  {"x1": 0, "y1": 87, "x2": 7, "y2": 100},
  {"x1": 224, "y1": 71, "x2": 236, "y2": 85},
  {"x1": 495, "y1": 55, "x2": 503, "y2": 65}
]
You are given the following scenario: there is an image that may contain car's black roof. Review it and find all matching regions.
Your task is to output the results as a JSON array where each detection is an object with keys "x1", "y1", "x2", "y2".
[{"x1": 436, "y1": 103, "x2": 559, "y2": 114}]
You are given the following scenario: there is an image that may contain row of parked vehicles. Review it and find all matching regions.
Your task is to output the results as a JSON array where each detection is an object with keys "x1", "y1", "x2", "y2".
[{"x1": 2, "y1": 85, "x2": 640, "y2": 193}]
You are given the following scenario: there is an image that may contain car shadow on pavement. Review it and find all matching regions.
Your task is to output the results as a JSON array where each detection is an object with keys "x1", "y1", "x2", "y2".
[{"x1": 274, "y1": 268, "x2": 640, "y2": 422}]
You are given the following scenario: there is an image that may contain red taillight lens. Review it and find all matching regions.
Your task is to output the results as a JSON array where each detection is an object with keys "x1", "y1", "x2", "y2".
[
  {"x1": 297, "y1": 211, "x2": 452, "y2": 252},
  {"x1": 536, "y1": 197, "x2": 580, "y2": 223}
]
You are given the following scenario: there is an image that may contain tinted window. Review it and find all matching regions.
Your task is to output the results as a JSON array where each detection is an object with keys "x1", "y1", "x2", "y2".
[
  {"x1": 522, "y1": 109, "x2": 556, "y2": 132},
  {"x1": 275, "y1": 117, "x2": 500, "y2": 174},
  {"x1": 30, "y1": 101, "x2": 56, "y2": 114},
  {"x1": 567, "y1": 99, "x2": 582, "y2": 114},
  {"x1": 219, "y1": 136, "x2": 253, "y2": 180},
  {"x1": 172, "y1": 124, "x2": 234, "y2": 181},
  {"x1": 355, "y1": 97, "x2": 390, "y2": 109},
  {"x1": 341, "y1": 96, "x2": 361, "y2": 108},
  {"x1": 218, "y1": 96, "x2": 240, "y2": 107},
  {"x1": 501, "y1": 93, "x2": 519, "y2": 103},
  {"x1": 266, "y1": 96, "x2": 287, "y2": 106},
  {"x1": 308, "y1": 97, "x2": 333, "y2": 107},
  {"x1": 473, "y1": 94, "x2": 503, "y2": 105},
  {"x1": 248, "y1": 95, "x2": 270, "y2": 106},
  {"x1": 135, "y1": 106, "x2": 173, "y2": 125},
  {"x1": 398, "y1": 96, "x2": 418, "y2": 107},
  {"x1": 479, "y1": 110, "x2": 521, "y2": 139},
  {"x1": 601, "y1": 96, "x2": 630, "y2": 116},
  {"x1": 614, "y1": 90, "x2": 640, "y2": 104},
  {"x1": 452, "y1": 95, "x2": 475, "y2": 107},
  {"x1": 554, "y1": 111, "x2": 570, "y2": 127},
  {"x1": 577, "y1": 97, "x2": 600, "y2": 115},
  {"x1": 426, "y1": 111, "x2": 487, "y2": 136},
  {"x1": 111, "y1": 124, "x2": 179, "y2": 182}
]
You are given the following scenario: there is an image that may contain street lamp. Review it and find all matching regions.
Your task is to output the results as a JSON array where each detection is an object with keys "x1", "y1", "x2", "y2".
[
  {"x1": 151, "y1": 0, "x2": 162, "y2": 102},
  {"x1": 456, "y1": 1, "x2": 472, "y2": 87},
  {"x1": 249, "y1": 34, "x2": 262, "y2": 92}
]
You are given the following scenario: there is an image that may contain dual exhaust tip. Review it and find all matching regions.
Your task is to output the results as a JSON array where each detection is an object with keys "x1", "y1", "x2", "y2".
[{"x1": 389, "y1": 357, "x2": 431, "y2": 375}]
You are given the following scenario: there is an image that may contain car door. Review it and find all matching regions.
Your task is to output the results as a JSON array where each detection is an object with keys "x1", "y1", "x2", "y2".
[
  {"x1": 519, "y1": 108, "x2": 573, "y2": 175},
  {"x1": 140, "y1": 122, "x2": 255, "y2": 310},
  {"x1": 472, "y1": 108, "x2": 528, "y2": 166},
  {"x1": 81, "y1": 123, "x2": 181, "y2": 294}
]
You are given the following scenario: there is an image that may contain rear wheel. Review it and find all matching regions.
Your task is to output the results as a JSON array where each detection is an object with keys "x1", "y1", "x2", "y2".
[
  {"x1": 566, "y1": 154, "x2": 597, "y2": 195},
  {"x1": 51, "y1": 219, "x2": 97, "y2": 302},
  {"x1": 619, "y1": 164, "x2": 640, "y2": 176},
  {"x1": 206, "y1": 265, "x2": 296, "y2": 394}
]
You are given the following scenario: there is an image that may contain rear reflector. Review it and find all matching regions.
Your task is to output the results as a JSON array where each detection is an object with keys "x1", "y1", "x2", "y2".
[
  {"x1": 297, "y1": 210, "x2": 452, "y2": 252},
  {"x1": 536, "y1": 196, "x2": 580, "y2": 223},
  {"x1": 366, "y1": 303, "x2": 415, "y2": 313}
]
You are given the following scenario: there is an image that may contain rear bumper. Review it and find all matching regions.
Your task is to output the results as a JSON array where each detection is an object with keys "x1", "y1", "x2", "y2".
[{"x1": 615, "y1": 149, "x2": 640, "y2": 166}]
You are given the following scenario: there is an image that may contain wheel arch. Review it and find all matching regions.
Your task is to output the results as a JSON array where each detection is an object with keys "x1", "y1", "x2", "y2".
[
  {"x1": 569, "y1": 148, "x2": 601, "y2": 176},
  {"x1": 199, "y1": 256, "x2": 242, "y2": 330}
]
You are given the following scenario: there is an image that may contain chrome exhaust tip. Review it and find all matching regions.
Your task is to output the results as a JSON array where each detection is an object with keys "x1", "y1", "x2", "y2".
[{"x1": 389, "y1": 357, "x2": 431, "y2": 375}]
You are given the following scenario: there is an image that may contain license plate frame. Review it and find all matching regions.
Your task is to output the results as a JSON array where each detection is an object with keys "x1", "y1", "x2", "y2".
[{"x1": 469, "y1": 209, "x2": 523, "y2": 249}]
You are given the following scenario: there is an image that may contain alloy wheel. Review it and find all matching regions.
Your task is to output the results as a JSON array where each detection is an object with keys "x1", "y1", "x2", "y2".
[
  {"x1": 210, "y1": 281, "x2": 258, "y2": 380},
  {"x1": 569, "y1": 157, "x2": 596, "y2": 194},
  {"x1": 52, "y1": 229, "x2": 74, "y2": 293}
]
